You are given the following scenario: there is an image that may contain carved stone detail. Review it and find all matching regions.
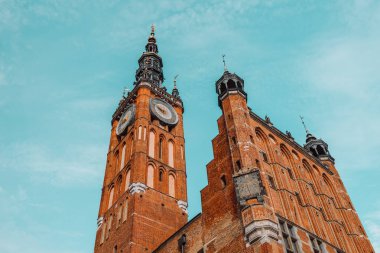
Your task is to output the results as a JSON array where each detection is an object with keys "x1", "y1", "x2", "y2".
[
  {"x1": 97, "y1": 216, "x2": 104, "y2": 230},
  {"x1": 128, "y1": 182, "x2": 148, "y2": 194},
  {"x1": 244, "y1": 219, "x2": 279, "y2": 246},
  {"x1": 177, "y1": 200, "x2": 188, "y2": 213}
]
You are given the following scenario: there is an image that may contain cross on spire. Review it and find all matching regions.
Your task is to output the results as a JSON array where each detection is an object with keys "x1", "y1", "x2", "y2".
[
  {"x1": 222, "y1": 54, "x2": 227, "y2": 72},
  {"x1": 151, "y1": 24, "x2": 155, "y2": 35},
  {"x1": 300, "y1": 115, "x2": 310, "y2": 134},
  {"x1": 174, "y1": 74, "x2": 179, "y2": 88}
]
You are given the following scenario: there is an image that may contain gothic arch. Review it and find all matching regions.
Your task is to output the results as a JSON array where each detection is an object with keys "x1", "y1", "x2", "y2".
[
  {"x1": 147, "y1": 163, "x2": 156, "y2": 188},
  {"x1": 168, "y1": 139, "x2": 174, "y2": 167},
  {"x1": 168, "y1": 172, "x2": 176, "y2": 198}
]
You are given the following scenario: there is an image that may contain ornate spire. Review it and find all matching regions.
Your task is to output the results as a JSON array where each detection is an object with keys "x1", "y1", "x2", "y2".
[
  {"x1": 135, "y1": 25, "x2": 164, "y2": 86},
  {"x1": 172, "y1": 75, "x2": 180, "y2": 98},
  {"x1": 222, "y1": 54, "x2": 228, "y2": 72},
  {"x1": 301, "y1": 116, "x2": 334, "y2": 163},
  {"x1": 215, "y1": 63, "x2": 246, "y2": 108}
]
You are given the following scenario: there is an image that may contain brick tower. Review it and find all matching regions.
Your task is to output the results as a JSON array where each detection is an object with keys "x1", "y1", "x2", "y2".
[
  {"x1": 153, "y1": 68, "x2": 374, "y2": 253},
  {"x1": 94, "y1": 26, "x2": 188, "y2": 253}
]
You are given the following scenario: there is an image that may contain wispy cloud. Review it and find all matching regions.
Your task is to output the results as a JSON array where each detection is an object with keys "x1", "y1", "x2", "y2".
[
  {"x1": 297, "y1": 0, "x2": 380, "y2": 171},
  {"x1": 0, "y1": 142, "x2": 104, "y2": 186}
]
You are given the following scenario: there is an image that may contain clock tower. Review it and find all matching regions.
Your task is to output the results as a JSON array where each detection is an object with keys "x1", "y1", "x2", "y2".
[{"x1": 94, "y1": 26, "x2": 188, "y2": 253}]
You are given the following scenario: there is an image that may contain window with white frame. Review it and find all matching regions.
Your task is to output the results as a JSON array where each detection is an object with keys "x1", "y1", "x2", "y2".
[
  {"x1": 279, "y1": 219, "x2": 300, "y2": 253},
  {"x1": 309, "y1": 235, "x2": 326, "y2": 253}
]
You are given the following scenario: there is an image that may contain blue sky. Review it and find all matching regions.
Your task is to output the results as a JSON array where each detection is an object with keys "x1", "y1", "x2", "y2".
[{"x1": 0, "y1": 0, "x2": 379, "y2": 252}]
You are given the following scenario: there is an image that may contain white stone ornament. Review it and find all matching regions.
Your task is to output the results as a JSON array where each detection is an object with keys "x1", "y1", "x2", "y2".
[
  {"x1": 177, "y1": 200, "x2": 188, "y2": 213},
  {"x1": 128, "y1": 182, "x2": 148, "y2": 194}
]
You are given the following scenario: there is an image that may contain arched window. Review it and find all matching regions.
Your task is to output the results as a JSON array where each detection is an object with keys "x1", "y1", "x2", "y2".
[
  {"x1": 316, "y1": 145, "x2": 326, "y2": 155},
  {"x1": 125, "y1": 170, "x2": 131, "y2": 191},
  {"x1": 159, "y1": 170, "x2": 164, "y2": 182},
  {"x1": 220, "y1": 83, "x2": 227, "y2": 93},
  {"x1": 129, "y1": 137, "x2": 134, "y2": 159},
  {"x1": 143, "y1": 127, "x2": 147, "y2": 141},
  {"x1": 159, "y1": 137, "x2": 163, "y2": 160},
  {"x1": 168, "y1": 141, "x2": 174, "y2": 167},
  {"x1": 108, "y1": 187, "x2": 114, "y2": 209},
  {"x1": 180, "y1": 145, "x2": 184, "y2": 160},
  {"x1": 169, "y1": 174, "x2": 175, "y2": 197},
  {"x1": 147, "y1": 165, "x2": 154, "y2": 188},
  {"x1": 122, "y1": 201, "x2": 128, "y2": 222},
  {"x1": 221, "y1": 175, "x2": 227, "y2": 188},
  {"x1": 138, "y1": 125, "x2": 142, "y2": 140},
  {"x1": 115, "y1": 152, "x2": 119, "y2": 172},
  {"x1": 149, "y1": 131, "x2": 155, "y2": 158},
  {"x1": 120, "y1": 144, "x2": 126, "y2": 171},
  {"x1": 227, "y1": 79, "x2": 236, "y2": 89}
]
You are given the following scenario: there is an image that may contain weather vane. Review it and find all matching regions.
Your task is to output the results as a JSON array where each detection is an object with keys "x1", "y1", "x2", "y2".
[
  {"x1": 151, "y1": 24, "x2": 155, "y2": 35},
  {"x1": 222, "y1": 54, "x2": 227, "y2": 72},
  {"x1": 174, "y1": 74, "x2": 179, "y2": 88},
  {"x1": 299, "y1": 115, "x2": 310, "y2": 134}
]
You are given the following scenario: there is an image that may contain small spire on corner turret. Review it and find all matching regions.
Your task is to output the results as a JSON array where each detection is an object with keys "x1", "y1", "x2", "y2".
[
  {"x1": 172, "y1": 74, "x2": 180, "y2": 98},
  {"x1": 301, "y1": 116, "x2": 335, "y2": 163},
  {"x1": 222, "y1": 54, "x2": 228, "y2": 72}
]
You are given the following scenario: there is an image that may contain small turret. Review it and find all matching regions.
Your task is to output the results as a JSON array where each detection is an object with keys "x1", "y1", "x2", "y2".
[
  {"x1": 300, "y1": 116, "x2": 335, "y2": 163},
  {"x1": 215, "y1": 55, "x2": 246, "y2": 108}
]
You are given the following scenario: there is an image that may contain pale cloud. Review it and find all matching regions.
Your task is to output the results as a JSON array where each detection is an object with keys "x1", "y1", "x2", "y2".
[
  {"x1": 365, "y1": 205, "x2": 380, "y2": 252},
  {"x1": 0, "y1": 142, "x2": 104, "y2": 186},
  {"x1": 298, "y1": 1, "x2": 380, "y2": 171}
]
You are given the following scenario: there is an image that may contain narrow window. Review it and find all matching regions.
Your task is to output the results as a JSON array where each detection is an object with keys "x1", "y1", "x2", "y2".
[
  {"x1": 261, "y1": 152, "x2": 268, "y2": 162},
  {"x1": 221, "y1": 175, "x2": 227, "y2": 188},
  {"x1": 279, "y1": 219, "x2": 300, "y2": 253},
  {"x1": 168, "y1": 174, "x2": 175, "y2": 197},
  {"x1": 120, "y1": 144, "x2": 126, "y2": 171},
  {"x1": 117, "y1": 205, "x2": 122, "y2": 228},
  {"x1": 249, "y1": 135, "x2": 254, "y2": 144},
  {"x1": 236, "y1": 160, "x2": 241, "y2": 170},
  {"x1": 125, "y1": 170, "x2": 131, "y2": 191},
  {"x1": 159, "y1": 137, "x2": 163, "y2": 160},
  {"x1": 100, "y1": 221, "x2": 106, "y2": 244},
  {"x1": 180, "y1": 145, "x2": 184, "y2": 160},
  {"x1": 232, "y1": 136, "x2": 237, "y2": 145},
  {"x1": 115, "y1": 153, "x2": 119, "y2": 171},
  {"x1": 287, "y1": 168, "x2": 295, "y2": 180},
  {"x1": 147, "y1": 165, "x2": 154, "y2": 188},
  {"x1": 256, "y1": 159, "x2": 261, "y2": 169},
  {"x1": 168, "y1": 141, "x2": 174, "y2": 167},
  {"x1": 148, "y1": 131, "x2": 155, "y2": 158},
  {"x1": 106, "y1": 215, "x2": 113, "y2": 239},
  {"x1": 122, "y1": 201, "x2": 128, "y2": 222},
  {"x1": 268, "y1": 175, "x2": 276, "y2": 189},
  {"x1": 113, "y1": 245, "x2": 117, "y2": 253},
  {"x1": 129, "y1": 137, "x2": 134, "y2": 159},
  {"x1": 138, "y1": 125, "x2": 142, "y2": 140},
  {"x1": 159, "y1": 170, "x2": 163, "y2": 182},
  {"x1": 108, "y1": 187, "x2": 114, "y2": 209},
  {"x1": 143, "y1": 127, "x2": 147, "y2": 141},
  {"x1": 309, "y1": 235, "x2": 325, "y2": 253}
]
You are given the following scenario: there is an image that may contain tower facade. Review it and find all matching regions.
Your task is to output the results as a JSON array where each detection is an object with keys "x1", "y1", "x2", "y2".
[
  {"x1": 153, "y1": 69, "x2": 374, "y2": 253},
  {"x1": 94, "y1": 27, "x2": 188, "y2": 253}
]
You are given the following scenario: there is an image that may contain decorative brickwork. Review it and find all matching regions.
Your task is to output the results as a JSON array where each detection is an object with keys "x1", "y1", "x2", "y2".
[{"x1": 94, "y1": 28, "x2": 374, "y2": 253}]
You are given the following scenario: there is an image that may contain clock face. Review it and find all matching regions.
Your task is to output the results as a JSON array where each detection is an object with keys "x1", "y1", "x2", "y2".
[
  {"x1": 116, "y1": 104, "x2": 136, "y2": 136},
  {"x1": 149, "y1": 98, "x2": 178, "y2": 126}
]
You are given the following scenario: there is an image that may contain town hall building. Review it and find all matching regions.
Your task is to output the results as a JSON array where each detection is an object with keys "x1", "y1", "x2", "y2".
[{"x1": 93, "y1": 27, "x2": 374, "y2": 253}]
